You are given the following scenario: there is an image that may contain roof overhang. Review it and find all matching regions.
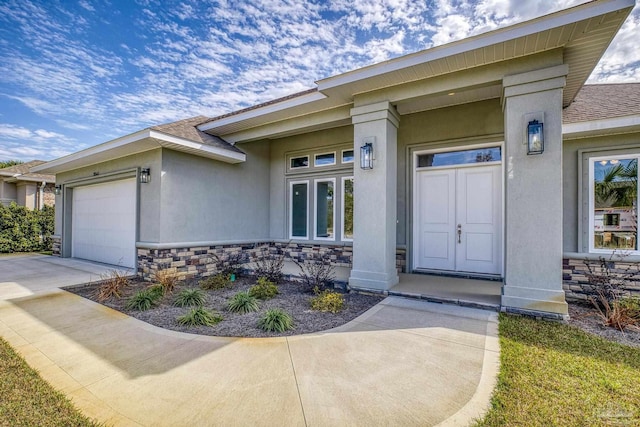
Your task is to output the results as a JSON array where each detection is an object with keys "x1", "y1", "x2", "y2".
[
  {"x1": 4, "y1": 176, "x2": 55, "y2": 184},
  {"x1": 199, "y1": 0, "x2": 634, "y2": 143},
  {"x1": 31, "y1": 129, "x2": 246, "y2": 175},
  {"x1": 563, "y1": 114, "x2": 640, "y2": 139}
]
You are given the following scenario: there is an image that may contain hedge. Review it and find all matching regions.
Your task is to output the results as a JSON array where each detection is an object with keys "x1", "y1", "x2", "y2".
[{"x1": 0, "y1": 203, "x2": 54, "y2": 253}]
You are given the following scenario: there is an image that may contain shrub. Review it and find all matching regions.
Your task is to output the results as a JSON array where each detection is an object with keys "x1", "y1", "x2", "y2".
[
  {"x1": 227, "y1": 291, "x2": 260, "y2": 314},
  {"x1": 0, "y1": 203, "x2": 54, "y2": 253},
  {"x1": 126, "y1": 288, "x2": 162, "y2": 311},
  {"x1": 310, "y1": 289, "x2": 345, "y2": 313},
  {"x1": 177, "y1": 307, "x2": 223, "y2": 326},
  {"x1": 294, "y1": 256, "x2": 336, "y2": 293},
  {"x1": 199, "y1": 273, "x2": 231, "y2": 290},
  {"x1": 154, "y1": 270, "x2": 180, "y2": 295},
  {"x1": 253, "y1": 246, "x2": 285, "y2": 284},
  {"x1": 210, "y1": 251, "x2": 246, "y2": 276},
  {"x1": 174, "y1": 289, "x2": 206, "y2": 307},
  {"x1": 95, "y1": 269, "x2": 130, "y2": 302},
  {"x1": 592, "y1": 294, "x2": 640, "y2": 332},
  {"x1": 619, "y1": 296, "x2": 640, "y2": 319},
  {"x1": 258, "y1": 308, "x2": 294, "y2": 332},
  {"x1": 248, "y1": 277, "x2": 279, "y2": 300}
]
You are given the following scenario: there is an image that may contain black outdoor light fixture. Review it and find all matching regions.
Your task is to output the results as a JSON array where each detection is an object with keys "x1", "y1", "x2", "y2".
[
  {"x1": 360, "y1": 140, "x2": 374, "y2": 170},
  {"x1": 527, "y1": 119, "x2": 544, "y2": 155},
  {"x1": 54, "y1": 185, "x2": 62, "y2": 196},
  {"x1": 139, "y1": 168, "x2": 151, "y2": 184}
]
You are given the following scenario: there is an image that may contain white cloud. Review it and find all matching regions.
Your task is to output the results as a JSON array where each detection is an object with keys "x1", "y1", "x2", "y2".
[{"x1": 0, "y1": 0, "x2": 637, "y2": 162}]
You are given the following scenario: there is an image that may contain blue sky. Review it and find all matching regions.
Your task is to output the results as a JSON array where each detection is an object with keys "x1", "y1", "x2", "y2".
[{"x1": 0, "y1": 0, "x2": 639, "y2": 162}]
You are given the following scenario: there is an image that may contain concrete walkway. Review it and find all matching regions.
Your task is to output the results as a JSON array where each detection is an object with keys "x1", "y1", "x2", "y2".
[{"x1": 0, "y1": 256, "x2": 499, "y2": 426}]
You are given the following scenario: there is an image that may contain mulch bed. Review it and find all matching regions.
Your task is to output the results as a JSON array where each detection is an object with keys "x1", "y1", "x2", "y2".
[
  {"x1": 66, "y1": 276, "x2": 384, "y2": 338},
  {"x1": 567, "y1": 301, "x2": 640, "y2": 348}
]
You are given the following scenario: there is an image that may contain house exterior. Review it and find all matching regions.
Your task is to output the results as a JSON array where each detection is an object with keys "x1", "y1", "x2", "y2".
[
  {"x1": 0, "y1": 160, "x2": 55, "y2": 209},
  {"x1": 33, "y1": 0, "x2": 639, "y2": 319}
]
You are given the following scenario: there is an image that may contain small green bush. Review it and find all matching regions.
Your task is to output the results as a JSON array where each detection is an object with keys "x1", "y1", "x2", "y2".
[
  {"x1": 174, "y1": 289, "x2": 206, "y2": 307},
  {"x1": 619, "y1": 296, "x2": 640, "y2": 320},
  {"x1": 126, "y1": 288, "x2": 162, "y2": 311},
  {"x1": 177, "y1": 307, "x2": 223, "y2": 326},
  {"x1": 227, "y1": 291, "x2": 260, "y2": 314},
  {"x1": 0, "y1": 203, "x2": 54, "y2": 253},
  {"x1": 199, "y1": 273, "x2": 231, "y2": 290},
  {"x1": 248, "y1": 277, "x2": 279, "y2": 300},
  {"x1": 258, "y1": 308, "x2": 294, "y2": 332},
  {"x1": 310, "y1": 289, "x2": 345, "y2": 313}
]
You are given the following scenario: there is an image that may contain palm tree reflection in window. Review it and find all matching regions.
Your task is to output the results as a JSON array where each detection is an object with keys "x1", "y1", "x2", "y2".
[{"x1": 594, "y1": 158, "x2": 638, "y2": 250}]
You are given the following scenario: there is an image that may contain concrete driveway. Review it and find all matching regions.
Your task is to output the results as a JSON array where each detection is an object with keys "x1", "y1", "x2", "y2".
[
  {"x1": 0, "y1": 255, "x2": 499, "y2": 426},
  {"x1": 0, "y1": 253, "x2": 131, "y2": 300}
]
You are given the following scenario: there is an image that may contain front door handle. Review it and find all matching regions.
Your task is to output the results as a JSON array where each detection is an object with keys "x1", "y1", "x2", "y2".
[{"x1": 457, "y1": 224, "x2": 462, "y2": 244}]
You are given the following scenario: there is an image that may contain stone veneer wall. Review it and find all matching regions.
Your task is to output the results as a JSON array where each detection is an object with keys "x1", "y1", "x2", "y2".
[
  {"x1": 563, "y1": 257, "x2": 640, "y2": 301},
  {"x1": 138, "y1": 241, "x2": 407, "y2": 282},
  {"x1": 52, "y1": 235, "x2": 61, "y2": 257}
]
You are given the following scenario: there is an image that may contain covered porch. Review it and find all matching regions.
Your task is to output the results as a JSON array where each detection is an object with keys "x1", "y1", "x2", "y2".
[{"x1": 391, "y1": 274, "x2": 502, "y2": 311}]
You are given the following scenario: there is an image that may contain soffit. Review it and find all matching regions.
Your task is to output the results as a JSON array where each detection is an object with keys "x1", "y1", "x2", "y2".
[{"x1": 201, "y1": 0, "x2": 634, "y2": 140}]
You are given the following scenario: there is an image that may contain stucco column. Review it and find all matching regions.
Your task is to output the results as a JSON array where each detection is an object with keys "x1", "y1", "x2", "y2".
[
  {"x1": 349, "y1": 101, "x2": 400, "y2": 291},
  {"x1": 501, "y1": 65, "x2": 569, "y2": 317}
]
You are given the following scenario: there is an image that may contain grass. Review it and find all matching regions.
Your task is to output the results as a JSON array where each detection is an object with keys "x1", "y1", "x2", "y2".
[
  {"x1": 174, "y1": 288, "x2": 207, "y2": 307},
  {"x1": 475, "y1": 313, "x2": 640, "y2": 426},
  {"x1": 177, "y1": 307, "x2": 223, "y2": 326},
  {"x1": 227, "y1": 291, "x2": 260, "y2": 314},
  {"x1": 0, "y1": 337, "x2": 98, "y2": 426},
  {"x1": 258, "y1": 308, "x2": 294, "y2": 332}
]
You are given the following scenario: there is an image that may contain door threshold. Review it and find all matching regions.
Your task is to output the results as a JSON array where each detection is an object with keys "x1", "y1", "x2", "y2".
[{"x1": 411, "y1": 270, "x2": 503, "y2": 282}]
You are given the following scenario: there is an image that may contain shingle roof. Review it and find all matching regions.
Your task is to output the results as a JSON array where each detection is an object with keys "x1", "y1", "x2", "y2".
[
  {"x1": 563, "y1": 83, "x2": 640, "y2": 124},
  {"x1": 200, "y1": 88, "x2": 318, "y2": 124},
  {"x1": 0, "y1": 160, "x2": 55, "y2": 182},
  {"x1": 150, "y1": 115, "x2": 244, "y2": 154}
]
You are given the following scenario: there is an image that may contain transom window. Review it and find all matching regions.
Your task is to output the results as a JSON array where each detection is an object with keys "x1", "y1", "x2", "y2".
[
  {"x1": 589, "y1": 155, "x2": 639, "y2": 252},
  {"x1": 417, "y1": 147, "x2": 501, "y2": 168},
  {"x1": 315, "y1": 152, "x2": 336, "y2": 167},
  {"x1": 290, "y1": 156, "x2": 309, "y2": 169}
]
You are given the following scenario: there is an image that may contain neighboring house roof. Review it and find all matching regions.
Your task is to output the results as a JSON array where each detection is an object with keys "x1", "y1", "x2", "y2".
[
  {"x1": 563, "y1": 83, "x2": 640, "y2": 139},
  {"x1": 0, "y1": 160, "x2": 55, "y2": 183},
  {"x1": 32, "y1": 116, "x2": 246, "y2": 174}
]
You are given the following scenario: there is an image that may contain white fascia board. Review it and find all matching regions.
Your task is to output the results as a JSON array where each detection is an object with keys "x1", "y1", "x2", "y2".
[
  {"x1": 197, "y1": 90, "x2": 327, "y2": 132},
  {"x1": 149, "y1": 130, "x2": 246, "y2": 163},
  {"x1": 318, "y1": 0, "x2": 634, "y2": 91},
  {"x1": 563, "y1": 115, "x2": 640, "y2": 139},
  {"x1": 31, "y1": 129, "x2": 153, "y2": 173},
  {"x1": 32, "y1": 129, "x2": 245, "y2": 174}
]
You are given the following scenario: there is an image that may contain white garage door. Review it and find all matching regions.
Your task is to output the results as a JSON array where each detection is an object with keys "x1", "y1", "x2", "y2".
[{"x1": 72, "y1": 178, "x2": 137, "y2": 268}]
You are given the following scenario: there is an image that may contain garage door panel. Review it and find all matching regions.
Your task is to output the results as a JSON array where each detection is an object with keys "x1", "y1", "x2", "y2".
[{"x1": 72, "y1": 179, "x2": 136, "y2": 268}]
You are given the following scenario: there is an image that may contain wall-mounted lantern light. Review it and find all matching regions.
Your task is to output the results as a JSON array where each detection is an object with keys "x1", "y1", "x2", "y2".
[
  {"x1": 527, "y1": 119, "x2": 544, "y2": 155},
  {"x1": 139, "y1": 168, "x2": 151, "y2": 184},
  {"x1": 54, "y1": 185, "x2": 62, "y2": 196},
  {"x1": 360, "y1": 141, "x2": 374, "y2": 170}
]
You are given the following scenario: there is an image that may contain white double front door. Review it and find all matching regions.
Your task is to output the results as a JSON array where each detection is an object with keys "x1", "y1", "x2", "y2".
[{"x1": 414, "y1": 163, "x2": 502, "y2": 275}]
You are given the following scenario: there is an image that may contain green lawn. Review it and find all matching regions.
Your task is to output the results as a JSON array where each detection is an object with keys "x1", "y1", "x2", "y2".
[
  {"x1": 0, "y1": 337, "x2": 98, "y2": 427},
  {"x1": 476, "y1": 314, "x2": 640, "y2": 426}
]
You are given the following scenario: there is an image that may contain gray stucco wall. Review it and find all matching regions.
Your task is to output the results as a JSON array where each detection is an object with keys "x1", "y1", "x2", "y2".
[
  {"x1": 265, "y1": 99, "x2": 504, "y2": 251},
  {"x1": 562, "y1": 132, "x2": 640, "y2": 253},
  {"x1": 396, "y1": 99, "x2": 504, "y2": 246},
  {"x1": 159, "y1": 141, "x2": 270, "y2": 243},
  {"x1": 268, "y1": 126, "x2": 354, "y2": 241},
  {"x1": 55, "y1": 149, "x2": 162, "y2": 245}
]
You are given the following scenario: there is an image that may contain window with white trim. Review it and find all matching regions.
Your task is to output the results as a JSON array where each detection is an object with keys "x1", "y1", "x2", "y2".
[
  {"x1": 589, "y1": 154, "x2": 639, "y2": 252},
  {"x1": 290, "y1": 181, "x2": 309, "y2": 239},
  {"x1": 315, "y1": 152, "x2": 336, "y2": 167},
  {"x1": 342, "y1": 177, "x2": 354, "y2": 241},
  {"x1": 314, "y1": 179, "x2": 335, "y2": 240}
]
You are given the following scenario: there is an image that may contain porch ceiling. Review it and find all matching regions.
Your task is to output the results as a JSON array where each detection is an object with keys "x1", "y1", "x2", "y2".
[{"x1": 199, "y1": 0, "x2": 634, "y2": 143}]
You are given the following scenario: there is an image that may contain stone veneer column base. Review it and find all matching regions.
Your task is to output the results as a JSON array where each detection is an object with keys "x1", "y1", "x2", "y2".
[{"x1": 51, "y1": 235, "x2": 61, "y2": 257}]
